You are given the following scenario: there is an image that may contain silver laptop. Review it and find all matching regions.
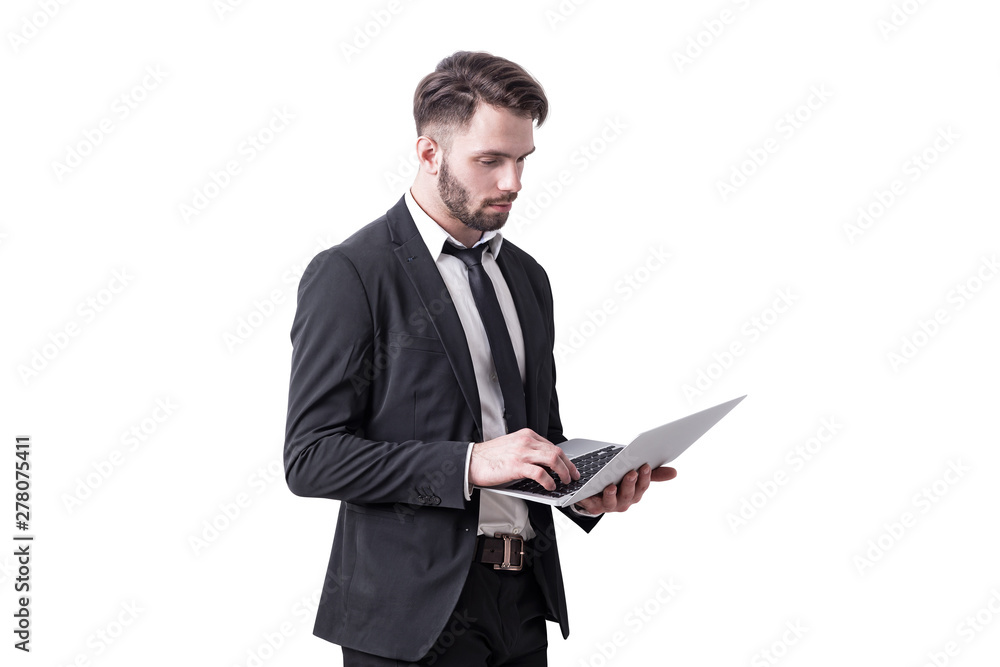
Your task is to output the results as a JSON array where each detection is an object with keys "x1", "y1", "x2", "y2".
[{"x1": 481, "y1": 395, "x2": 746, "y2": 507}]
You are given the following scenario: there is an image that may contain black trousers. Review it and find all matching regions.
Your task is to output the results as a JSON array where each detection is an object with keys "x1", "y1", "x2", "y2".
[{"x1": 342, "y1": 557, "x2": 549, "y2": 666}]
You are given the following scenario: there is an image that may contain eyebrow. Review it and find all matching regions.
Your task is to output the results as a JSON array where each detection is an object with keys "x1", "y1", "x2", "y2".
[{"x1": 471, "y1": 146, "x2": 536, "y2": 159}]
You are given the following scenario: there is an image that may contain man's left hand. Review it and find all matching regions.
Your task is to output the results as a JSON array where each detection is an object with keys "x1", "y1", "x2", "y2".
[{"x1": 573, "y1": 464, "x2": 677, "y2": 515}]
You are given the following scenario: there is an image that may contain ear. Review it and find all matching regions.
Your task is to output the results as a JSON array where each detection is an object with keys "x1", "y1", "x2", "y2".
[{"x1": 415, "y1": 135, "x2": 442, "y2": 175}]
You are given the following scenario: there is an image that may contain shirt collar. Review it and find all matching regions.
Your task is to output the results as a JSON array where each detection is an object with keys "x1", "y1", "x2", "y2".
[{"x1": 404, "y1": 188, "x2": 504, "y2": 260}]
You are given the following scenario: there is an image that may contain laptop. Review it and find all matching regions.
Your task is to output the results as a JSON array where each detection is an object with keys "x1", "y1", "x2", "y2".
[{"x1": 481, "y1": 395, "x2": 746, "y2": 507}]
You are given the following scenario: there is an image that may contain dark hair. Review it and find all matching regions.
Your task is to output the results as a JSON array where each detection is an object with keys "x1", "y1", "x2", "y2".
[{"x1": 413, "y1": 51, "x2": 548, "y2": 144}]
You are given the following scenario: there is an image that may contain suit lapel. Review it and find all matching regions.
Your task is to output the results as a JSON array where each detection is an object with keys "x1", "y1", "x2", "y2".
[{"x1": 387, "y1": 198, "x2": 484, "y2": 437}]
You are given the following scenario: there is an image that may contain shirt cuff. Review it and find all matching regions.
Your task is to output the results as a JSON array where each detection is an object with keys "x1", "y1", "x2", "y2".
[
  {"x1": 569, "y1": 503, "x2": 600, "y2": 517},
  {"x1": 463, "y1": 442, "x2": 475, "y2": 501}
]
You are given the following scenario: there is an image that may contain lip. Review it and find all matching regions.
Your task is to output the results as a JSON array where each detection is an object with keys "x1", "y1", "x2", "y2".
[{"x1": 489, "y1": 203, "x2": 512, "y2": 211}]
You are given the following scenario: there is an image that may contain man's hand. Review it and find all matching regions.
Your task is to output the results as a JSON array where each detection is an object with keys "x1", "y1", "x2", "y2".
[
  {"x1": 469, "y1": 429, "x2": 579, "y2": 491},
  {"x1": 572, "y1": 464, "x2": 677, "y2": 515}
]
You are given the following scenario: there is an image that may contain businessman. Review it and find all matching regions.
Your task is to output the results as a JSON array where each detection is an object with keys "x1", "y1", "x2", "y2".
[{"x1": 284, "y1": 51, "x2": 676, "y2": 666}]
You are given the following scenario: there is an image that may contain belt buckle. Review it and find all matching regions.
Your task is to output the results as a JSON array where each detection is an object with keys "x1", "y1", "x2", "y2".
[{"x1": 493, "y1": 532, "x2": 524, "y2": 572}]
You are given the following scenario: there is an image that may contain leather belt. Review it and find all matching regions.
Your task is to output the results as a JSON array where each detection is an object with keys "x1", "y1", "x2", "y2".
[{"x1": 474, "y1": 533, "x2": 530, "y2": 571}]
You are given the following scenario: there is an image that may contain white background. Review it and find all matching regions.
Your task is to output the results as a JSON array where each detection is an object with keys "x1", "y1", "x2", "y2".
[{"x1": 3, "y1": 1, "x2": 999, "y2": 665}]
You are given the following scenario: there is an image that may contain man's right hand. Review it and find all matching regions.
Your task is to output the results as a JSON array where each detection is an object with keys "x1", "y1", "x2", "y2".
[{"x1": 468, "y1": 429, "x2": 580, "y2": 491}]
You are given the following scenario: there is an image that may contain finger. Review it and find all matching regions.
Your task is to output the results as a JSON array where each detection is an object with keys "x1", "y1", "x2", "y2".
[
  {"x1": 617, "y1": 470, "x2": 638, "y2": 508},
  {"x1": 629, "y1": 465, "x2": 652, "y2": 506},
  {"x1": 537, "y1": 445, "x2": 574, "y2": 485},
  {"x1": 634, "y1": 464, "x2": 652, "y2": 494},
  {"x1": 524, "y1": 464, "x2": 557, "y2": 491},
  {"x1": 650, "y1": 466, "x2": 677, "y2": 482},
  {"x1": 601, "y1": 484, "x2": 618, "y2": 512},
  {"x1": 559, "y1": 449, "x2": 580, "y2": 481}
]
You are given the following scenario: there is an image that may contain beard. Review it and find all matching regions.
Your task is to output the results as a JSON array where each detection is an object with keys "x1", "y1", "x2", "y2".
[{"x1": 437, "y1": 157, "x2": 517, "y2": 233}]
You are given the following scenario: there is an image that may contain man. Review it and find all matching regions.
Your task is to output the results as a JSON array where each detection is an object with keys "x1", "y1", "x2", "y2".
[{"x1": 284, "y1": 51, "x2": 676, "y2": 666}]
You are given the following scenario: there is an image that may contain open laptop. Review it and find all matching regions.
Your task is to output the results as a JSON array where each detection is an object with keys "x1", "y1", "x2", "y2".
[{"x1": 482, "y1": 395, "x2": 746, "y2": 507}]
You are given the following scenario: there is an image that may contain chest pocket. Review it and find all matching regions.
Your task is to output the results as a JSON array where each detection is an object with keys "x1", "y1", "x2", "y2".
[{"x1": 388, "y1": 331, "x2": 445, "y2": 354}]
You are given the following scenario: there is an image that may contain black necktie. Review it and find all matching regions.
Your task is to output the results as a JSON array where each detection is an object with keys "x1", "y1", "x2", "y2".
[{"x1": 441, "y1": 241, "x2": 527, "y2": 433}]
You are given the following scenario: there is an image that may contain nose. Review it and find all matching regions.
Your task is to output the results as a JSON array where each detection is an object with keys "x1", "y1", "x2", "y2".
[{"x1": 497, "y1": 161, "x2": 523, "y2": 194}]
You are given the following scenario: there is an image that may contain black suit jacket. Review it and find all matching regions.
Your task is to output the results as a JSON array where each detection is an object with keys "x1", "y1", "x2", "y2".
[{"x1": 284, "y1": 196, "x2": 600, "y2": 661}]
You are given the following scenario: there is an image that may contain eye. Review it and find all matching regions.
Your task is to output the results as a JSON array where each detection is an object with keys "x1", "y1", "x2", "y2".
[{"x1": 479, "y1": 160, "x2": 496, "y2": 166}]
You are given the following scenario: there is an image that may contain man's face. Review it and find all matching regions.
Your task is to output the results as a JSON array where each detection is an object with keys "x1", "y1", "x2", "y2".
[{"x1": 434, "y1": 104, "x2": 535, "y2": 233}]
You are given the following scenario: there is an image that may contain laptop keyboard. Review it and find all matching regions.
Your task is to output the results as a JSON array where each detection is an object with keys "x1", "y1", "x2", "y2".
[{"x1": 505, "y1": 445, "x2": 623, "y2": 498}]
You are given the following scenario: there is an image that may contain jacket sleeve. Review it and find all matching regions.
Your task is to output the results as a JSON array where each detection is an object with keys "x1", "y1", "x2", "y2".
[{"x1": 283, "y1": 249, "x2": 470, "y2": 510}]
